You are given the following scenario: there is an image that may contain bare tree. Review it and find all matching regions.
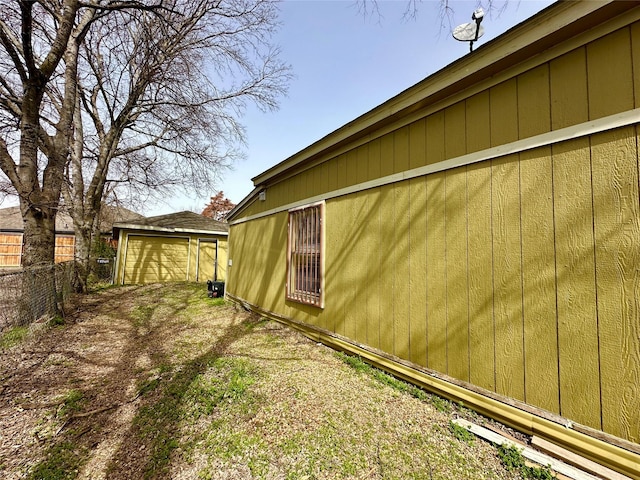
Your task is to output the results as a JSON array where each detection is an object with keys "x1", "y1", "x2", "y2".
[
  {"x1": 0, "y1": 0, "x2": 163, "y2": 268},
  {"x1": 355, "y1": 0, "x2": 511, "y2": 27},
  {"x1": 60, "y1": 0, "x2": 290, "y2": 290}
]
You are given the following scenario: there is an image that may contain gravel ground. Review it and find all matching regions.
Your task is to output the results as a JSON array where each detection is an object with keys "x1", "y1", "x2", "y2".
[{"x1": 0, "y1": 283, "x2": 526, "y2": 480}]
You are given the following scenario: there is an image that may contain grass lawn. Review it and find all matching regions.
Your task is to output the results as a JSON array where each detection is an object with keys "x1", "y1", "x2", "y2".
[{"x1": 0, "y1": 283, "x2": 543, "y2": 479}]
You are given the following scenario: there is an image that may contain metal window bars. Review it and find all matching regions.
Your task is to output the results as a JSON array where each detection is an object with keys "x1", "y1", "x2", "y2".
[{"x1": 287, "y1": 203, "x2": 323, "y2": 307}]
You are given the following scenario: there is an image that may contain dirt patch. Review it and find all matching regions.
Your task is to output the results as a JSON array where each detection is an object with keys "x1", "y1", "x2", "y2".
[{"x1": 0, "y1": 283, "x2": 526, "y2": 479}]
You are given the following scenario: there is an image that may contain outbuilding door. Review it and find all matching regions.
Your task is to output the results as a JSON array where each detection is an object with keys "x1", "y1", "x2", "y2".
[
  {"x1": 123, "y1": 235, "x2": 189, "y2": 284},
  {"x1": 197, "y1": 240, "x2": 218, "y2": 282}
]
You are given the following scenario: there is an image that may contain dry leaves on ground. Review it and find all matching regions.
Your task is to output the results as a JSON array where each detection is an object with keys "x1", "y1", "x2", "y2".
[{"x1": 0, "y1": 283, "x2": 526, "y2": 480}]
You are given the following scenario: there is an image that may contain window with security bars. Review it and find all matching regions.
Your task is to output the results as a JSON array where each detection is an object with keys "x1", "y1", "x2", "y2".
[{"x1": 287, "y1": 202, "x2": 324, "y2": 308}]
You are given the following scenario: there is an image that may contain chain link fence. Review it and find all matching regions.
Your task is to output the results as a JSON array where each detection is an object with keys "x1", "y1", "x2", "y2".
[
  {"x1": 0, "y1": 261, "x2": 108, "y2": 333},
  {"x1": 0, "y1": 259, "x2": 115, "y2": 333}
]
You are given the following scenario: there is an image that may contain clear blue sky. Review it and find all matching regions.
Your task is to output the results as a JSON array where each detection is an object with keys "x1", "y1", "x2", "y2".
[{"x1": 147, "y1": 0, "x2": 558, "y2": 215}]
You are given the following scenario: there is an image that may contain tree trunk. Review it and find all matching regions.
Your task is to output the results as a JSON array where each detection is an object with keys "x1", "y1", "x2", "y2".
[
  {"x1": 20, "y1": 201, "x2": 56, "y2": 267},
  {"x1": 73, "y1": 220, "x2": 92, "y2": 293},
  {"x1": 19, "y1": 201, "x2": 59, "y2": 321}
]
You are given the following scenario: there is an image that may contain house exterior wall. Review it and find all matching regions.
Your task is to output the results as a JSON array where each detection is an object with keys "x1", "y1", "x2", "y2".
[
  {"x1": 54, "y1": 235, "x2": 75, "y2": 264},
  {"x1": 0, "y1": 233, "x2": 75, "y2": 267},
  {"x1": 114, "y1": 230, "x2": 228, "y2": 284},
  {"x1": 227, "y1": 6, "x2": 640, "y2": 471},
  {"x1": 0, "y1": 233, "x2": 23, "y2": 267}
]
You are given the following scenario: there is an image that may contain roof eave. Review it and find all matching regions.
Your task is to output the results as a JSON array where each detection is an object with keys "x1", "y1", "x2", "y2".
[
  {"x1": 112, "y1": 223, "x2": 228, "y2": 236},
  {"x1": 226, "y1": 186, "x2": 262, "y2": 221},
  {"x1": 249, "y1": 0, "x2": 625, "y2": 188}
]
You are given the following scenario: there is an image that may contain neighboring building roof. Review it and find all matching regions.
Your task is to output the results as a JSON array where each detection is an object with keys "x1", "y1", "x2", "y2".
[
  {"x1": 95, "y1": 206, "x2": 145, "y2": 231},
  {"x1": 228, "y1": 0, "x2": 637, "y2": 221},
  {"x1": 0, "y1": 205, "x2": 143, "y2": 234},
  {"x1": 0, "y1": 206, "x2": 75, "y2": 233},
  {"x1": 113, "y1": 211, "x2": 229, "y2": 236}
]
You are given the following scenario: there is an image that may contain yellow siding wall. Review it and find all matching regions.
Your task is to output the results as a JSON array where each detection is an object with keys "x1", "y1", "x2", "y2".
[
  {"x1": 228, "y1": 22, "x2": 640, "y2": 443},
  {"x1": 115, "y1": 231, "x2": 228, "y2": 284}
]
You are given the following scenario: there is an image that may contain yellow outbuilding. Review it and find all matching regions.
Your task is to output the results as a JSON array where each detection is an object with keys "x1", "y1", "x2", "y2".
[{"x1": 113, "y1": 211, "x2": 228, "y2": 285}]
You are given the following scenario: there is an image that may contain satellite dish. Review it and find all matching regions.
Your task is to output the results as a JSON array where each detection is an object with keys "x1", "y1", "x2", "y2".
[
  {"x1": 452, "y1": 8, "x2": 485, "y2": 52},
  {"x1": 453, "y1": 23, "x2": 485, "y2": 42}
]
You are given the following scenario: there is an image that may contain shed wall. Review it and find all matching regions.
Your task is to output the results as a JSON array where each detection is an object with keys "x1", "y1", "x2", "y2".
[
  {"x1": 115, "y1": 231, "x2": 228, "y2": 284},
  {"x1": 228, "y1": 15, "x2": 640, "y2": 447}
]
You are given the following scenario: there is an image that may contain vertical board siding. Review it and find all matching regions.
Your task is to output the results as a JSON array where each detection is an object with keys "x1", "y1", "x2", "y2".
[
  {"x1": 466, "y1": 162, "x2": 496, "y2": 392},
  {"x1": 393, "y1": 128, "x2": 411, "y2": 359},
  {"x1": 445, "y1": 103, "x2": 466, "y2": 158},
  {"x1": 587, "y1": 28, "x2": 634, "y2": 120},
  {"x1": 409, "y1": 119, "x2": 427, "y2": 170},
  {"x1": 366, "y1": 141, "x2": 383, "y2": 350},
  {"x1": 393, "y1": 181, "x2": 411, "y2": 360},
  {"x1": 217, "y1": 239, "x2": 228, "y2": 282},
  {"x1": 394, "y1": 127, "x2": 410, "y2": 174},
  {"x1": 550, "y1": 48, "x2": 589, "y2": 131},
  {"x1": 340, "y1": 192, "x2": 364, "y2": 342},
  {"x1": 633, "y1": 22, "x2": 640, "y2": 108},
  {"x1": 378, "y1": 183, "x2": 395, "y2": 355},
  {"x1": 342, "y1": 193, "x2": 358, "y2": 340},
  {"x1": 445, "y1": 103, "x2": 469, "y2": 382},
  {"x1": 337, "y1": 153, "x2": 348, "y2": 190},
  {"x1": 228, "y1": 24, "x2": 640, "y2": 444},
  {"x1": 517, "y1": 65, "x2": 551, "y2": 138},
  {"x1": 326, "y1": 197, "x2": 347, "y2": 337},
  {"x1": 356, "y1": 145, "x2": 369, "y2": 184},
  {"x1": 327, "y1": 156, "x2": 339, "y2": 192},
  {"x1": 490, "y1": 79, "x2": 519, "y2": 146},
  {"x1": 426, "y1": 172, "x2": 447, "y2": 373},
  {"x1": 319, "y1": 161, "x2": 330, "y2": 196},
  {"x1": 591, "y1": 126, "x2": 640, "y2": 443},
  {"x1": 409, "y1": 176, "x2": 428, "y2": 367},
  {"x1": 490, "y1": 155, "x2": 525, "y2": 402},
  {"x1": 445, "y1": 167, "x2": 469, "y2": 382},
  {"x1": 368, "y1": 138, "x2": 382, "y2": 182},
  {"x1": 230, "y1": 215, "x2": 286, "y2": 310},
  {"x1": 466, "y1": 91, "x2": 491, "y2": 153},
  {"x1": 466, "y1": 87, "x2": 495, "y2": 392},
  {"x1": 363, "y1": 187, "x2": 381, "y2": 350},
  {"x1": 426, "y1": 111, "x2": 445, "y2": 165},
  {"x1": 352, "y1": 192, "x2": 369, "y2": 345},
  {"x1": 346, "y1": 150, "x2": 359, "y2": 190},
  {"x1": 552, "y1": 138, "x2": 601, "y2": 430},
  {"x1": 519, "y1": 147, "x2": 560, "y2": 413},
  {"x1": 230, "y1": 125, "x2": 640, "y2": 443}
]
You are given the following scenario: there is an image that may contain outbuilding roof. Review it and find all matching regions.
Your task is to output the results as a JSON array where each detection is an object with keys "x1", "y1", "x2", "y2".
[
  {"x1": 113, "y1": 211, "x2": 228, "y2": 236},
  {"x1": 228, "y1": 0, "x2": 638, "y2": 221}
]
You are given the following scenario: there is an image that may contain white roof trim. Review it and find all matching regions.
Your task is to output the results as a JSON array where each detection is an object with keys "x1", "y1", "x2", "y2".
[
  {"x1": 249, "y1": 1, "x2": 617, "y2": 187},
  {"x1": 113, "y1": 223, "x2": 228, "y2": 236}
]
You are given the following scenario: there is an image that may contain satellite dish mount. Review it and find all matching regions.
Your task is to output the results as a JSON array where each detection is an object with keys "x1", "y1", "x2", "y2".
[{"x1": 453, "y1": 8, "x2": 485, "y2": 52}]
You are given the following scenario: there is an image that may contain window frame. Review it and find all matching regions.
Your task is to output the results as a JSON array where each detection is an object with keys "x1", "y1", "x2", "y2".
[{"x1": 286, "y1": 201, "x2": 325, "y2": 308}]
